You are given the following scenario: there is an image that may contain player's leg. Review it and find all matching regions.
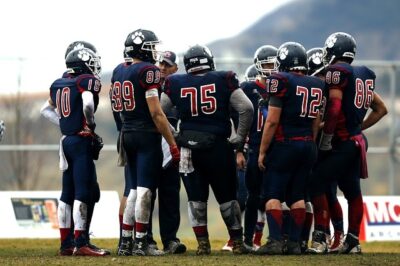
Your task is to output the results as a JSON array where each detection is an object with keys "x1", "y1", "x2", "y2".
[
  {"x1": 118, "y1": 166, "x2": 132, "y2": 251},
  {"x1": 68, "y1": 136, "x2": 107, "y2": 256},
  {"x1": 58, "y1": 168, "x2": 74, "y2": 255},
  {"x1": 243, "y1": 149, "x2": 262, "y2": 249},
  {"x1": 158, "y1": 165, "x2": 186, "y2": 254},
  {"x1": 337, "y1": 144, "x2": 363, "y2": 254},
  {"x1": 132, "y1": 132, "x2": 163, "y2": 256},
  {"x1": 204, "y1": 139, "x2": 249, "y2": 254},
  {"x1": 326, "y1": 181, "x2": 344, "y2": 253}
]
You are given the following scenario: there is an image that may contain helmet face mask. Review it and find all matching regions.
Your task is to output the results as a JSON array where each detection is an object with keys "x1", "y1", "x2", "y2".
[
  {"x1": 183, "y1": 44, "x2": 215, "y2": 74},
  {"x1": 254, "y1": 45, "x2": 278, "y2": 77}
]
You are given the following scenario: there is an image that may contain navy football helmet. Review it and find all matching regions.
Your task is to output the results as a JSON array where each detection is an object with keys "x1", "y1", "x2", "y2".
[
  {"x1": 124, "y1": 29, "x2": 160, "y2": 64},
  {"x1": 183, "y1": 44, "x2": 215, "y2": 73},
  {"x1": 323, "y1": 32, "x2": 356, "y2": 65},
  {"x1": 276, "y1": 42, "x2": 308, "y2": 72},
  {"x1": 244, "y1": 64, "x2": 258, "y2": 82},
  {"x1": 307, "y1": 47, "x2": 324, "y2": 76},
  {"x1": 253, "y1": 45, "x2": 278, "y2": 77},
  {"x1": 65, "y1": 47, "x2": 101, "y2": 78},
  {"x1": 65, "y1": 41, "x2": 97, "y2": 59}
]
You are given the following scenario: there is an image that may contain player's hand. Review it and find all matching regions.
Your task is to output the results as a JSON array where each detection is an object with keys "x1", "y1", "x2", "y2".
[
  {"x1": 236, "y1": 151, "x2": 246, "y2": 170},
  {"x1": 91, "y1": 133, "x2": 104, "y2": 160},
  {"x1": 169, "y1": 145, "x2": 180, "y2": 166},
  {"x1": 258, "y1": 152, "x2": 266, "y2": 171}
]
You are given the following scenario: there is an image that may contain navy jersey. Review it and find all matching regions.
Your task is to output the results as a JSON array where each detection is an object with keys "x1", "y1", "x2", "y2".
[
  {"x1": 267, "y1": 72, "x2": 324, "y2": 140},
  {"x1": 50, "y1": 74, "x2": 101, "y2": 136},
  {"x1": 164, "y1": 71, "x2": 238, "y2": 138},
  {"x1": 240, "y1": 80, "x2": 267, "y2": 148},
  {"x1": 110, "y1": 62, "x2": 161, "y2": 132},
  {"x1": 325, "y1": 63, "x2": 376, "y2": 139}
]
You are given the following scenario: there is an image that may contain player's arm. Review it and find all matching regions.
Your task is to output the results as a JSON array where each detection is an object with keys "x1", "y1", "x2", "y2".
[
  {"x1": 82, "y1": 91, "x2": 96, "y2": 130},
  {"x1": 362, "y1": 92, "x2": 388, "y2": 130},
  {"x1": 229, "y1": 88, "x2": 254, "y2": 149},
  {"x1": 319, "y1": 87, "x2": 343, "y2": 150},
  {"x1": 40, "y1": 97, "x2": 60, "y2": 125},
  {"x1": 258, "y1": 96, "x2": 281, "y2": 171}
]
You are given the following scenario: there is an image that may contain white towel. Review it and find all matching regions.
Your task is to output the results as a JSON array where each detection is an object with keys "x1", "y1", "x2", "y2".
[
  {"x1": 179, "y1": 147, "x2": 194, "y2": 175},
  {"x1": 59, "y1": 135, "x2": 68, "y2": 171},
  {"x1": 162, "y1": 137, "x2": 172, "y2": 169}
]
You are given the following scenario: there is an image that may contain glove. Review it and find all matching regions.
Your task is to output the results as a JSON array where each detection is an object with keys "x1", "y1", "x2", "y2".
[
  {"x1": 169, "y1": 145, "x2": 180, "y2": 166},
  {"x1": 319, "y1": 132, "x2": 333, "y2": 151},
  {"x1": 91, "y1": 133, "x2": 104, "y2": 160}
]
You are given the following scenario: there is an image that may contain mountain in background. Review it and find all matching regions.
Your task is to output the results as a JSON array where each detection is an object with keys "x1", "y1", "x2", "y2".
[{"x1": 208, "y1": 0, "x2": 400, "y2": 60}]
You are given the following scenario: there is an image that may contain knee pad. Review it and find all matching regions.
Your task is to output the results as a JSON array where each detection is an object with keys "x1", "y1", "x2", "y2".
[
  {"x1": 220, "y1": 200, "x2": 242, "y2": 230},
  {"x1": 135, "y1": 187, "x2": 152, "y2": 224},
  {"x1": 188, "y1": 201, "x2": 207, "y2": 227},
  {"x1": 123, "y1": 189, "x2": 137, "y2": 226},
  {"x1": 305, "y1": 201, "x2": 313, "y2": 213},
  {"x1": 72, "y1": 200, "x2": 87, "y2": 231},
  {"x1": 57, "y1": 201, "x2": 72, "y2": 228}
]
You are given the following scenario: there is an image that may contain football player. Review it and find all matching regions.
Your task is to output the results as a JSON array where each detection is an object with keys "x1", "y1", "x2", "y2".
[
  {"x1": 308, "y1": 32, "x2": 387, "y2": 254},
  {"x1": 40, "y1": 47, "x2": 107, "y2": 256},
  {"x1": 114, "y1": 29, "x2": 179, "y2": 256},
  {"x1": 257, "y1": 42, "x2": 324, "y2": 255},
  {"x1": 239, "y1": 45, "x2": 277, "y2": 251},
  {"x1": 161, "y1": 44, "x2": 254, "y2": 255},
  {"x1": 145, "y1": 51, "x2": 187, "y2": 254}
]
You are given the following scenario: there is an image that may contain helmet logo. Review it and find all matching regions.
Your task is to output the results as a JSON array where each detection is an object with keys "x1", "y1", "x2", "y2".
[
  {"x1": 73, "y1": 43, "x2": 85, "y2": 51},
  {"x1": 326, "y1": 35, "x2": 337, "y2": 48},
  {"x1": 311, "y1": 51, "x2": 323, "y2": 65},
  {"x1": 279, "y1": 47, "x2": 289, "y2": 60},
  {"x1": 78, "y1": 49, "x2": 91, "y2": 62},
  {"x1": 132, "y1": 31, "x2": 145, "y2": 45}
]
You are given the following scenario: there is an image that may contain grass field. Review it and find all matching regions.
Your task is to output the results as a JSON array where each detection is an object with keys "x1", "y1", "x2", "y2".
[{"x1": 1, "y1": 239, "x2": 400, "y2": 265}]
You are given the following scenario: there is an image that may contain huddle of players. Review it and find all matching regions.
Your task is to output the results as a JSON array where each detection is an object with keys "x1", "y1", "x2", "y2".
[{"x1": 41, "y1": 28, "x2": 387, "y2": 256}]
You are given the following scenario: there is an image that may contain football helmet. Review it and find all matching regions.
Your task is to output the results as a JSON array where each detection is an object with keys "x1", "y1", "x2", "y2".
[
  {"x1": 244, "y1": 64, "x2": 258, "y2": 82},
  {"x1": 323, "y1": 32, "x2": 356, "y2": 65},
  {"x1": 124, "y1": 29, "x2": 160, "y2": 64},
  {"x1": 253, "y1": 45, "x2": 278, "y2": 77},
  {"x1": 276, "y1": 42, "x2": 307, "y2": 72},
  {"x1": 65, "y1": 41, "x2": 97, "y2": 59},
  {"x1": 65, "y1": 47, "x2": 101, "y2": 78},
  {"x1": 307, "y1": 47, "x2": 324, "y2": 76},
  {"x1": 183, "y1": 44, "x2": 215, "y2": 73}
]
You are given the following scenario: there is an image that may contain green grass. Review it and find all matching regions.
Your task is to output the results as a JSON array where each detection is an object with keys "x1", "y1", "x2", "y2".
[{"x1": 0, "y1": 239, "x2": 399, "y2": 265}]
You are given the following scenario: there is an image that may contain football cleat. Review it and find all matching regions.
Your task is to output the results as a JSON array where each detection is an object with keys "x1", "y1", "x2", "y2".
[
  {"x1": 59, "y1": 246, "x2": 74, "y2": 256},
  {"x1": 338, "y1": 233, "x2": 362, "y2": 254},
  {"x1": 306, "y1": 230, "x2": 327, "y2": 254},
  {"x1": 253, "y1": 232, "x2": 263, "y2": 249},
  {"x1": 88, "y1": 242, "x2": 111, "y2": 255},
  {"x1": 196, "y1": 238, "x2": 211, "y2": 255},
  {"x1": 286, "y1": 240, "x2": 301, "y2": 255},
  {"x1": 221, "y1": 239, "x2": 233, "y2": 252},
  {"x1": 328, "y1": 231, "x2": 344, "y2": 254},
  {"x1": 73, "y1": 245, "x2": 109, "y2": 256},
  {"x1": 118, "y1": 237, "x2": 133, "y2": 256},
  {"x1": 300, "y1": 240, "x2": 308, "y2": 254},
  {"x1": 164, "y1": 240, "x2": 187, "y2": 254},
  {"x1": 255, "y1": 238, "x2": 284, "y2": 255},
  {"x1": 132, "y1": 238, "x2": 165, "y2": 256},
  {"x1": 232, "y1": 239, "x2": 251, "y2": 255}
]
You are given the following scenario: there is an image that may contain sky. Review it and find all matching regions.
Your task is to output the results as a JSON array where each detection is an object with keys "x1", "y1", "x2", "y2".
[{"x1": 0, "y1": 0, "x2": 292, "y2": 94}]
